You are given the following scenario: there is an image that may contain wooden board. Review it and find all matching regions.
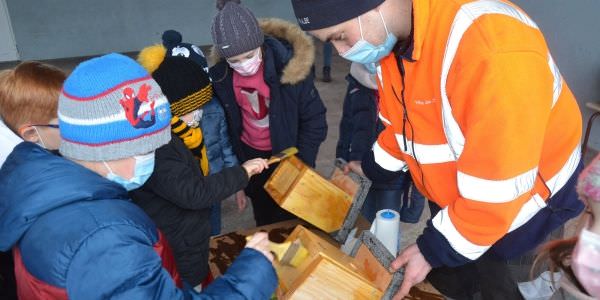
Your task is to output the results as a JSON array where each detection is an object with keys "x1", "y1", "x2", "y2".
[
  {"x1": 265, "y1": 156, "x2": 353, "y2": 232},
  {"x1": 286, "y1": 253, "x2": 382, "y2": 300}
]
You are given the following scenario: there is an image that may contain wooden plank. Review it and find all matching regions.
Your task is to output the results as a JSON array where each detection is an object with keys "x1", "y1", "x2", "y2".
[{"x1": 286, "y1": 253, "x2": 382, "y2": 300}]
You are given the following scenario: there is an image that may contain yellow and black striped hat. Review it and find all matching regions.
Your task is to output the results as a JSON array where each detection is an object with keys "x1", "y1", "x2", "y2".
[{"x1": 151, "y1": 56, "x2": 213, "y2": 116}]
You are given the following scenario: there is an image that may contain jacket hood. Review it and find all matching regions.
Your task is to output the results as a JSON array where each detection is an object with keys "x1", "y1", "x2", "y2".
[
  {"x1": 209, "y1": 18, "x2": 315, "y2": 85},
  {"x1": 0, "y1": 142, "x2": 128, "y2": 250}
]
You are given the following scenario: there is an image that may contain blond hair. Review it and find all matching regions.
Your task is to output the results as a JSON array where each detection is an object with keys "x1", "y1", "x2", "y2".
[{"x1": 0, "y1": 61, "x2": 66, "y2": 132}]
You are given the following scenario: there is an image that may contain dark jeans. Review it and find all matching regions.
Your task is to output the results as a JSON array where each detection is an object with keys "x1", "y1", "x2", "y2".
[
  {"x1": 323, "y1": 42, "x2": 332, "y2": 68},
  {"x1": 209, "y1": 202, "x2": 221, "y2": 236},
  {"x1": 361, "y1": 174, "x2": 425, "y2": 224},
  {"x1": 241, "y1": 143, "x2": 296, "y2": 226}
]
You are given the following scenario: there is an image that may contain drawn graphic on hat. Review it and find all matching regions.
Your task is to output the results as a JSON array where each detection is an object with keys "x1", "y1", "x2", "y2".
[
  {"x1": 119, "y1": 83, "x2": 157, "y2": 129},
  {"x1": 171, "y1": 46, "x2": 190, "y2": 58}
]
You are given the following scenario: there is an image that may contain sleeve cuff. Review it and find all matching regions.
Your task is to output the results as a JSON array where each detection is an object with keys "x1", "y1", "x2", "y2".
[
  {"x1": 416, "y1": 219, "x2": 473, "y2": 268},
  {"x1": 362, "y1": 150, "x2": 403, "y2": 183}
]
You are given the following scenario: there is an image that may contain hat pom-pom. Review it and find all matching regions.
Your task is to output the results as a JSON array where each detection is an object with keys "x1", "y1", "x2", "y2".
[
  {"x1": 137, "y1": 44, "x2": 167, "y2": 74},
  {"x1": 216, "y1": 0, "x2": 241, "y2": 10},
  {"x1": 162, "y1": 30, "x2": 182, "y2": 48}
]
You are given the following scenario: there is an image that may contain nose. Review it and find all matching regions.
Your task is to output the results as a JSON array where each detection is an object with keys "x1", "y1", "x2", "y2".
[{"x1": 331, "y1": 41, "x2": 350, "y2": 56}]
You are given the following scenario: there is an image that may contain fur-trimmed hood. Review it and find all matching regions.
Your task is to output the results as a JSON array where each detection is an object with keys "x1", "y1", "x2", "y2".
[{"x1": 209, "y1": 18, "x2": 314, "y2": 85}]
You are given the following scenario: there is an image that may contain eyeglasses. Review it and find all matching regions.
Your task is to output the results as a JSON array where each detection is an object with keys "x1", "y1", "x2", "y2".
[{"x1": 31, "y1": 124, "x2": 59, "y2": 129}]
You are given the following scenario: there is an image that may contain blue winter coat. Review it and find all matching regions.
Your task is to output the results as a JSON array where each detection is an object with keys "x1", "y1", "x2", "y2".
[
  {"x1": 201, "y1": 97, "x2": 239, "y2": 173},
  {"x1": 0, "y1": 142, "x2": 277, "y2": 299},
  {"x1": 210, "y1": 18, "x2": 327, "y2": 167}
]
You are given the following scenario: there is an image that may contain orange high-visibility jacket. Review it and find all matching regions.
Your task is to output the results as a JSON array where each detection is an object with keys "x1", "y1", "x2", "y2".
[{"x1": 371, "y1": 0, "x2": 582, "y2": 266}]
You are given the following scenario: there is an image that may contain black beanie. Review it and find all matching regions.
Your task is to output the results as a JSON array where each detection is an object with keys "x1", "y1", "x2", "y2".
[
  {"x1": 152, "y1": 56, "x2": 213, "y2": 116},
  {"x1": 291, "y1": 0, "x2": 384, "y2": 31}
]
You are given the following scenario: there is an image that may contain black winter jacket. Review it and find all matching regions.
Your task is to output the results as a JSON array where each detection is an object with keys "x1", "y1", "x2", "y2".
[
  {"x1": 130, "y1": 136, "x2": 248, "y2": 286},
  {"x1": 210, "y1": 18, "x2": 327, "y2": 167}
]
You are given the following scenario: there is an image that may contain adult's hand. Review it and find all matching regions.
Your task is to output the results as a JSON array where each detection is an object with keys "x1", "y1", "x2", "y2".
[
  {"x1": 343, "y1": 160, "x2": 365, "y2": 176},
  {"x1": 390, "y1": 244, "x2": 432, "y2": 299}
]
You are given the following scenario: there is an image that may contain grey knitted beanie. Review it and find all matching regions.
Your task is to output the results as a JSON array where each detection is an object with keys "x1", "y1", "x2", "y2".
[{"x1": 211, "y1": 0, "x2": 264, "y2": 58}]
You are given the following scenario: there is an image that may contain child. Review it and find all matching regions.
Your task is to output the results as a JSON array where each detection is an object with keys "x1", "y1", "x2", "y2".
[
  {"x1": 337, "y1": 62, "x2": 425, "y2": 227},
  {"x1": 0, "y1": 62, "x2": 64, "y2": 152},
  {"x1": 210, "y1": 0, "x2": 328, "y2": 226},
  {"x1": 0, "y1": 61, "x2": 65, "y2": 300},
  {"x1": 536, "y1": 154, "x2": 600, "y2": 299},
  {"x1": 159, "y1": 30, "x2": 249, "y2": 235},
  {"x1": 134, "y1": 48, "x2": 269, "y2": 290},
  {"x1": 0, "y1": 54, "x2": 277, "y2": 299}
]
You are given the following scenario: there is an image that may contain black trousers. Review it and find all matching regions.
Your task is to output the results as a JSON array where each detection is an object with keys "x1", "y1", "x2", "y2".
[
  {"x1": 0, "y1": 251, "x2": 17, "y2": 300},
  {"x1": 241, "y1": 143, "x2": 296, "y2": 226}
]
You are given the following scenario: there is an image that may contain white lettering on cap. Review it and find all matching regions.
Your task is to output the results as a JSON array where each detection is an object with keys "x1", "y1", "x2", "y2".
[{"x1": 298, "y1": 17, "x2": 310, "y2": 25}]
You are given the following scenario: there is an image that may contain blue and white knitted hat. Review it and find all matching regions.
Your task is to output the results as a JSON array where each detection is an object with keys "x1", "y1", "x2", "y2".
[{"x1": 58, "y1": 53, "x2": 171, "y2": 161}]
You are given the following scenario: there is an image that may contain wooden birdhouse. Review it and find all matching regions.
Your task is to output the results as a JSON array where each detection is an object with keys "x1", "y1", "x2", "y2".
[
  {"x1": 265, "y1": 156, "x2": 370, "y2": 240},
  {"x1": 274, "y1": 225, "x2": 402, "y2": 300}
]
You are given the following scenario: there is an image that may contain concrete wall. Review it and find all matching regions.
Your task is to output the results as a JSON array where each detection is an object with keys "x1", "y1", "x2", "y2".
[
  {"x1": 0, "y1": 0, "x2": 18, "y2": 61},
  {"x1": 3, "y1": 0, "x2": 598, "y2": 149},
  {"x1": 5, "y1": 0, "x2": 295, "y2": 60},
  {"x1": 513, "y1": 0, "x2": 600, "y2": 150}
]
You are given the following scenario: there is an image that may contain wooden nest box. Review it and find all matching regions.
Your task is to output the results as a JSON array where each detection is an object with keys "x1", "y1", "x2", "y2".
[{"x1": 265, "y1": 156, "x2": 361, "y2": 233}]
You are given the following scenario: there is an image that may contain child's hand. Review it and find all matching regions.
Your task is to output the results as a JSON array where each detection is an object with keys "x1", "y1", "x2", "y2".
[
  {"x1": 242, "y1": 158, "x2": 269, "y2": 177},
  {"x1": 236, "y1": 190, "x2": 248, "y2": 212},
  {"x1": 343, "y1": 160, "x2": 364, "y2": 176},
  {"x1": 245, "y1": 232, "x2": 274, "y2": 262}
]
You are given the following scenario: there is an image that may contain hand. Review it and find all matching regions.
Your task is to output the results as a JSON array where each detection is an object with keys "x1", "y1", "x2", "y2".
[
  {"x1": 242, "y1": 158, "x2": 269, "y2": 178},
  {"x1": 245, "y1": 232, "x2": 274, "y2": 263},
  {"x1": 343, "y1": 160, "x2": 364, "y2": 176},
  {"x1": 235, "y1": 190, "x2": 248, "y2": 212},
  {"x1": 390, "y1": 244, "x2": 432, "y2": 300}
]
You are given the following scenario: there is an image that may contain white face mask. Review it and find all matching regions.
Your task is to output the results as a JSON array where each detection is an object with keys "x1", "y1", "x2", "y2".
[
  {"x1": 227, "y1": 49, "x2": 262, "y2": 76},
  {"x1": 572, "y1": 228, "x2": 600, "y2": 298},
  {"x1": 33, "y1": 126, "x2": 47, "y2": 148}
]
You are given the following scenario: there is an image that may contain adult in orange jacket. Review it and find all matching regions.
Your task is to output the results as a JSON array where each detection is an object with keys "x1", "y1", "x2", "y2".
[{"x1": 291, "y1": 0, "x2": 584, "y2": 299}]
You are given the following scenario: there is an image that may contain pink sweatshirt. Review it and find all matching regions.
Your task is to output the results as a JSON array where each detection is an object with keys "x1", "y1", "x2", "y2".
[{"x1": 232, "y1": 64, "x2": 272, "y2": 151}]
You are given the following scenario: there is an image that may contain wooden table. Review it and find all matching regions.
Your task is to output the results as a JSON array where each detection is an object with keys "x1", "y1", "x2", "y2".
[{"x1": 208, "y1": 219, "x2": 443, "y2": 299}]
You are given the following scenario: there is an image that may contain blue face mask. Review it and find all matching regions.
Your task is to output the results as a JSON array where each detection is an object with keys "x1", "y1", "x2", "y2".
[
  {"x1": 341, "y1": 11, "x2": 398, "y2": 65},
  {"x1": 103, "y1": 153, "x2": 155, "y2": 191}
]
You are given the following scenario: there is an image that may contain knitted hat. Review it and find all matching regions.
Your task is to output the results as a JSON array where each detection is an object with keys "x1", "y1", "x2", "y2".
[
  {"x1": 211, "y1": 0, "x2": 264, "y2": 58},
  {"x1": 162, "y1": 30, "x2": 209, "y2": 70},
  {"x1": 152, "y1": 56, "x2": 213, "y2": 116},
  {"x1": 59, "y1": 53, "x2": 171, "y2": 161},
  {"x1": 291, "y1": 0, "x2": 384, "y2": 31}
]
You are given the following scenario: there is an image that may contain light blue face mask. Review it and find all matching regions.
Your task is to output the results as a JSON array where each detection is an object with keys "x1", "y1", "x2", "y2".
[
  {"x1": 103, "y1": 152, "x2": 155, "y2": 191},
  {"x1": 341, "y1": 11, "x2": 398, "y2": 65}
]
